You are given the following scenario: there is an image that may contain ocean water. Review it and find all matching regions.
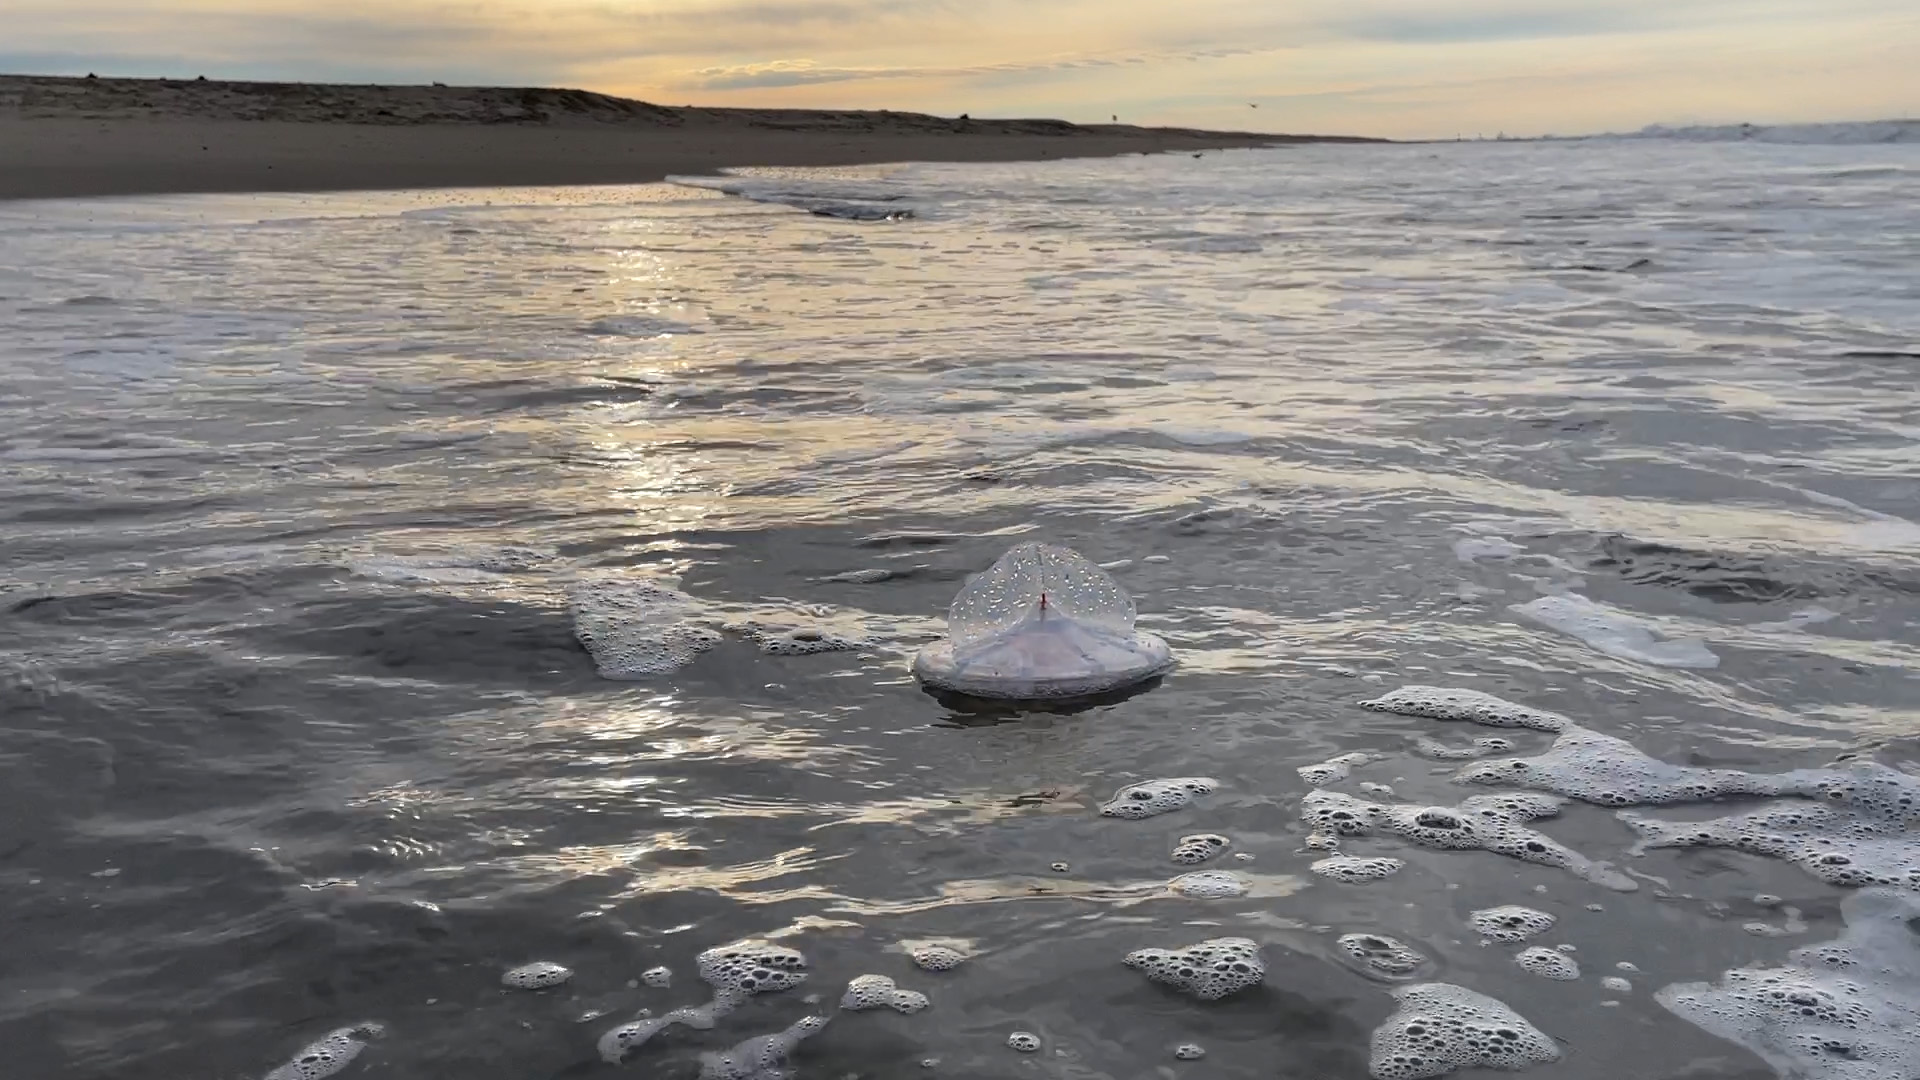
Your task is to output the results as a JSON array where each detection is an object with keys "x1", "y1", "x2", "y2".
[{"x1": 1, "y1": 138, "x2": 1917, "y2": 1080}]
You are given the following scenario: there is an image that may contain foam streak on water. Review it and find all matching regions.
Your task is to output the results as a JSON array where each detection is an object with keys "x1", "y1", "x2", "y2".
[{"x1": 1, "y1": 140, "x2": 1918, "y2": 1080}]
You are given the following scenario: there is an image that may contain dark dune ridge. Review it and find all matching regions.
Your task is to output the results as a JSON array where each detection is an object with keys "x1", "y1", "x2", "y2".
[{"x1": 0, "y1": 74, "x2": 1385, "y2": 200}]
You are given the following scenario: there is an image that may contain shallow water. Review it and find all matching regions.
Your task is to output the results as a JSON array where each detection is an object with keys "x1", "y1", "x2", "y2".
[{"x1": 1, "y1": 139, "x2": 1917, "y2": 1080}]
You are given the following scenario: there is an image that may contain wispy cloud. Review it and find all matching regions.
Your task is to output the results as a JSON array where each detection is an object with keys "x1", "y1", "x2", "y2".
[
  {"x1": 682, "y1": 44, "x2": 1281, "y2": 91},
  {"x1": 6, "y1": 0, "x2": 1916, "y2": 137}
]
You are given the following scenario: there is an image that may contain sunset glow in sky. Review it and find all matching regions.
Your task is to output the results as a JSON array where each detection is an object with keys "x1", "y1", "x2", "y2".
[{"x1": 7, "y1": 0, "x2": 1917, "y2": 138}]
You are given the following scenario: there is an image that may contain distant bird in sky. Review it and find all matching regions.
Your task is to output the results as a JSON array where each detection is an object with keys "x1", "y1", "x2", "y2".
[
  {"x1": 1248, "y1": 103, "x2": 1258, "y2": 108},
  {"x1": 1111, "y1": 114, "x2": 1117, "y2": 121}
]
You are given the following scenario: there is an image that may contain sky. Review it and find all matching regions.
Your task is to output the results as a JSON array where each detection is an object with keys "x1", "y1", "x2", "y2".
[{"x1": 5, "y1": 0, "x2": 1917, "y2": 138}]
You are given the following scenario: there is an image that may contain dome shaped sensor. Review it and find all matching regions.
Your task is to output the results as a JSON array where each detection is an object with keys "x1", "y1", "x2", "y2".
[{"x1": 912, "y1": 542, "x2": 1175, "y2": 700}]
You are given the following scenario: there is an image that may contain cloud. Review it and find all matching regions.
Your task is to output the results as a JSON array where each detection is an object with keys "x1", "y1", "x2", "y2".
[
  {"x1": 680, "y1": 44, "x2": 1284, "y2": 90},
  {"x1": 1333, "y1": 8, "x2": 1643, "y2": 44},
  {"x1": 4, "y1": 0, "x2": 1916, "y2": 138}
]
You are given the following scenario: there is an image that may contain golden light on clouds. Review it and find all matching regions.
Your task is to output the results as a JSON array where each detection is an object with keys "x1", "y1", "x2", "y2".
[{"x1": 5, "y1": 0, "x2": 1916, "y2": 137}]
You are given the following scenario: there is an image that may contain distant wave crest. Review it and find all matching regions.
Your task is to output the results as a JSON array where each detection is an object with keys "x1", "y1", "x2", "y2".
[{"x1": 1621, "y1": 119, "x2": 1920, "y2": 145}]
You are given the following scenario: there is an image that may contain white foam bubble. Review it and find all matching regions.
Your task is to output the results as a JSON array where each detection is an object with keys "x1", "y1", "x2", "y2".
[
  {"x1": 642, "y1": 966, "x2": 672, "y2": 988},
  {"x1": 1337, "y1": 934, "x2": 1431, "y2": 980},
  {"x1": 1361, "y1": 686, "x2": 1570, "y2": 732},
  {"x1": 1171, "y1": 833, "x2": 1231, "y2": 864},
  {"x1": 1514, "y1": 946, "x2": 1580, "y2": 980},
  {"x1": 1455, "y1": 724, "x2": 1804, "y2": 807},
  {"x1": 501, "y1": 961, "x2": 573, "y2": 990},
  {"x1": 725, "y1": 617, "x2": 870, "y2": 656},
  {"x1": 570, "y1": 577, "x2": 721, "y2": 678},
  {"x1": 1174, "y1": 1043, "x2": 1207, "y2": 1060},
  {"x1": 1311, "y1": 855, "x2": 1407, "y2": 884},
  {"x1": 597, "y1": 941, "x2": 809, "y2": 1064},
  {"x1": 1601, "y1": 975, "x2": 1634, "y2": 993},
  {"x1": 909, "y1": 945, "x2": 967, "y2": 972},
  {"x1": 1369, "y1": 983, "x2": 1560, "y2": 1079},
  {"x1": 698, "y1": 1015, "x2": 829, "y2": 1080},
  {"x1": 912, "y1": 542, "x2": 1175, "y2": 699},
  {"x1": 840, "y1": 974, "x2": 930, "y2": 1014},
  {"x1": 1007, "y1": 1031, "x2": 1042, "y2": 1053},
  {"x1": 1123, "y1": 937, "x2": 1265, "y2": 1000},
  {"x1": 1170, "y1": 870, "x2": 1252, "y2": 899},
  {"x1": 1622, "y1": 799, "x2": 1920, "y2": 890},
  {"x1": 1099, "y1": 777, "x2": 1218, "y2": 820},
  {"x1": 1658, "y1": 888, "x2": 1920, "y2": 1080},
  {"x1": 1300, "y1": 752, "x2": 1378, "y2": 787},
  {"x1": 597, "y1": 988, "x2": 751, "y2": 1063},
  {"x1": 696, "y1": 941, "x2": 809, "y2": 994},
  {"x1": 1468, "y1": 906, "x2": 1557, "y2": 943},
  {"x1": 1370, "y1": 685, "x2": 1919, "y2": 890},
  {"x1": 1510, "y1": 593, "x2": 1720, "y2": 669},
  {"x1": 264, "y1": 1023, "x2": 385, "y2": 1080},
  {"x1": 1302, "y1": 789, "x2": 1636, "y2": 891},
  {"x1": 1415, "y1": 737, "x2": 1515, "y2": 761}
]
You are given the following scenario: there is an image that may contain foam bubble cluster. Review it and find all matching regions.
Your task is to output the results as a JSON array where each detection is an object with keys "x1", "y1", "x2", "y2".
[
  {"x1": 698, "y1": 1015, "x2": 829, "y2": 1080},
  {"x1": 598, "y1": 990, "x2": 750, "y2": 1063},
  {"x1": 1369, "y1": 983, "x2": 1561, "y2": 1080},
  {"x1": 840, "y1": 974, "x2": 929, "y2": 1014},
  {"x1": 1375, "y1": 685, "x2": 1920, "y2": 890},
  {"x1": 696, "y1": 941, "x2": 810, "y2": 994},
  {"x1": 1312, "y1": 855, "x2": 1407, "y2": 884},
  {"x1": 1454, "y1": 725, "x2": 1805, "y2": 807},
  {"x1": 1468, "y1": 906, "x2": 1556, "y2": 944},
  {"x1": 725, "y1": 618, "x2": 869, "y2": 656},
  {"x1": 1416, "y1": 737, "x2": 1515, "y2": 761},
  {"x1": 1007, "y1": 1032, "x2": 1042, "y2": 1053},
  {"x1": 1360, "y1": 686, "x2": 1570, "y2": 732},
  {"x1": 1123, "y1": 937, "x2": 1265, "y2": 1000},
  {"x1": 1099, "y1": 777, "x2": 1218, "y2": 819},
  {"x1": 264, "y1": 1023, "x2": 385, "y2": 1080},
  {"x1": 1337, "y1": 934, "x2": 1430, "y2": 980},
  {"x1": 1171, "y1": 833, "x2": 1231, "y2": 864},
  {"x1": 1174, "y1": 1043, "x2": 1207, "y2": 1060},
  {"x1": 1622, "y1": 795, "x2": 1920, "y2": 890},
  {"x1": 570, "y1": 578, "x2": 721, "y2": 678},
  {"x1": 1514, "y1": 947, "x2": 1580, "y2": 981},
  {"x1": 1300, "y1": 752, "x2": 1378, "y2": 787},
  {"x1": 912, "y1": 542, "x2": 1175, "y2": 699},
  {"x1": 1170, "y1": 870, "x2": 1251, "y2": 898},
  {"x1": 501, "y1": 960, "x2": 573, "y2": 990},
  {"x1": 909, "y1": 945, "x2": 966, "y2": 972},
  {"x1": 1658, "y1": 888, "x2": 1920, "y2": 1080},
  {"x1": 642, "y1": 965, "x2": 672, "y2": 988},
  {"x1": 601, "y1": 942, "x2": 810, "y2": 1064},
  {"x1": 1301, "y1": 789, "x2": 1635, "y2": 891},
  {"x1": 1601, "y1": 975, "x2": 1633, "y2": 993}
]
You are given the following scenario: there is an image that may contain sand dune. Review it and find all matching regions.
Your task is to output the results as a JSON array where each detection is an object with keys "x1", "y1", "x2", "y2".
[{"x1": 0, "y1": 74, "x2": 1383, "y2": 200}]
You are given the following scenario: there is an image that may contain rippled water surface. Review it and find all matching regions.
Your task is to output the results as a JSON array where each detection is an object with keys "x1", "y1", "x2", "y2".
[{"x1": 2, "y1": 140, "x2": 1918, "y2": 1080}]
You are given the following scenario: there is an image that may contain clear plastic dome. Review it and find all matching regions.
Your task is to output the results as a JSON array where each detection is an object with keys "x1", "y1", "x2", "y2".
[{"x1": 912, "y1": 542, "x2": 1174, "y2": 699}]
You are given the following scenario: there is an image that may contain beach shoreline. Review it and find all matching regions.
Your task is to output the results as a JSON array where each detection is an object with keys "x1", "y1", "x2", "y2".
[{"x1": 0, "y1": 74, "x2": 1384, "y2": 201}]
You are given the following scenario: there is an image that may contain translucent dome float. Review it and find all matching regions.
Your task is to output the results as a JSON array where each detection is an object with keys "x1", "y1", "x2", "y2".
[{"x1": 912, "y1": 542, "x2": 1174, "y2": 700}]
